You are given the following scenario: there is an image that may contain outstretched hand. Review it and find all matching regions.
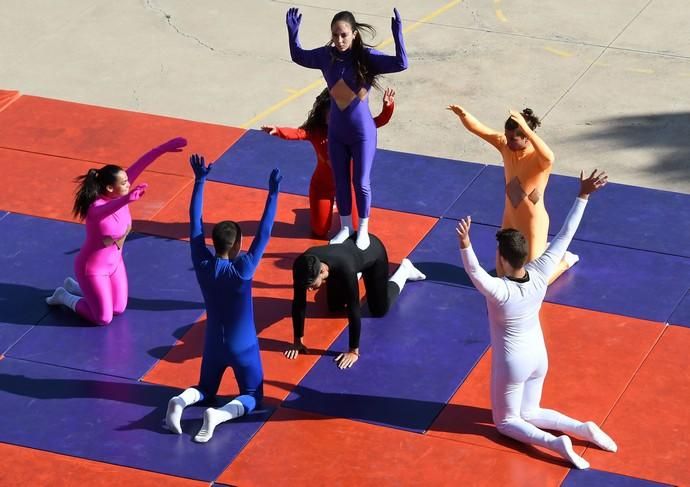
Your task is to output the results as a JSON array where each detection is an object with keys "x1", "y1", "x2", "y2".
[
  {"x1": 455, "y1": 216, "x2": 472, "y2": 249},
  {"x1": 128, "y1": 184, "x2": 148, "y2": 202},
  {"x1": 383, "y1": 88, "x2": 396, "y2": 106},
  {"x1": 269, "y1": 168, "x2": 282, "y2": 194},
  {"x1": 447, "y1": 104, "x2": 466, "y2": 117},
  {"x1": 286, "y1": 7, "x2": 302, "y2": 32},
  {"x1": 335, "y1": 351, "x2": 359, "y2": 369},
  {"x1": 159, "y1": 137, "x2": 188, "y2": 153},
  {"x1": 284, "y1": 343, "x2": 307, "y2": 360},
  {"x1": 578, "y1": 169, "x2": 608, "y2": 198},
  {"x1": 391, "y1": 8, "x2": 403, "y2": 35},
  {"x1": 261, "y1": 125, "x2": 278, "y2": 136},
  {"x1": 189, "y1": 153, "x2": 213, "y2": 180}
]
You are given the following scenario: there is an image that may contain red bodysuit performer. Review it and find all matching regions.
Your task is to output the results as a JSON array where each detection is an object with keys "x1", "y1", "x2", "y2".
[{"x1": 262, "y1": 88, "x2": 394, "y2": 239}]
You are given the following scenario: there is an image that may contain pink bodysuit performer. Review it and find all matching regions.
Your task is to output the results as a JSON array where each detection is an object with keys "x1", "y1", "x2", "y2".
[{"x1": 46, "y1": 137, "x2": 187, "y2": 325}]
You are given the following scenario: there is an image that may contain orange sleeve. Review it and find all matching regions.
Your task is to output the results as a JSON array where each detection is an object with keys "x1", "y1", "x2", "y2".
[
  {"x1": 273, "y1": 127, "x2": 309, "y2": 141},
  {"x1": 373, "y1": 101, "x2": 395, "y2": 128}
]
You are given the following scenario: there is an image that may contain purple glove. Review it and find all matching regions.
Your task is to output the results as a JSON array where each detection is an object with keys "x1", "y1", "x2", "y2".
[
  {"x1": 391, "y1": 8, "x2": 403, "y2": 37},
  {"x1": 189, "y1": 153, "x2": 213, "y2": 180},
  {"x1": 268, "y1": 168, "x2": 282, "y2": 195},
  {"x1": 286, "y1": 7, "x2": 302, "y2": 34}
]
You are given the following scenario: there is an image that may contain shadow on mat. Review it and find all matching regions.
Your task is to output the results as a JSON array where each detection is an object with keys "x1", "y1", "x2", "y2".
[{"x1": 412, "y1": 262, "x2": 497, "y2": 288}]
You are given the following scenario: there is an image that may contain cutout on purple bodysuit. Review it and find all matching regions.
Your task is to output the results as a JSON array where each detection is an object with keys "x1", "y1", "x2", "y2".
[{"x1": 330, "y1": 79, "x2": 367, "y2": 111}]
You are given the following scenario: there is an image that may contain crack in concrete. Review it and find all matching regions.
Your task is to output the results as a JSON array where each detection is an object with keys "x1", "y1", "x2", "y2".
[{"x1": 144, "y1": 0, "x2": 217, "y2": 53}]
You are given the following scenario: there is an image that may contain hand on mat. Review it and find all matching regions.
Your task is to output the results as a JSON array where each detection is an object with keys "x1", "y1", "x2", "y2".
[
  {"x1": 335, "y1": 350, "x2": 359, "y2": 369},
  {"x1": 127, "y1": 184, "x2": 148, "y2": 202},
  {"x1": 447, "y1": 104, "x2": 466, "y2": 117},
  {"x1": 509, "y1": 110, "x2": 531, "y2": 133},
  {"x1": 269, "y1": 168, "x2": 282, "y2": 195},
  {"x1": 189, "y1": 154, "x2": 213, "y2": 180},
  {"x1": 159, "y1": 137, "x2": 188, "y2": 153},
  {"x1": 391, "y1": 8, "x2": 403, "y2": 36},
  {"x1": 455, "y1": 216, "x2": 471, "y2": 249},
  {"x1": 286, "y1": 7, "x2": 302, "y2": 32},
  {"x1": 382, "y1": 88, "x2": 395, "y2": 107},
  {"x1": 284, "y1": 343, "x2": 308, "y2": 360},
  {"x1": 578, "y1": 169, "x2": 608, "y2": 198},
  {"x1": 261, "y1": 125, "x2": 278, "y2": 135}
]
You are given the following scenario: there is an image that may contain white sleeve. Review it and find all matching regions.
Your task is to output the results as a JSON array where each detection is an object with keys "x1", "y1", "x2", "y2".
[
  {"x1": 528, "y1": 197, "x2": 588, "y2": 279},
  {"x1": 461, "y1": 244, "x2": 509, "y2": 304}
]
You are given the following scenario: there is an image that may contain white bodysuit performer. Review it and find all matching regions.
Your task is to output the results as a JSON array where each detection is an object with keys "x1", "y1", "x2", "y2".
[{"x1": 456, "y1": 170, "x2": 617, "y2": 469}]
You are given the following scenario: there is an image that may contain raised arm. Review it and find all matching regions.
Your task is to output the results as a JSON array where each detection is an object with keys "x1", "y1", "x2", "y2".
[
  {"x1": 261, "y1": 125, "x2": 309, "y2": 141},
  {"x1": 235, "y1": 169, "x2": 282, "y2": 279},
  {"x1": 529, "y1": 170, "x2": 607, "y2": 279},
  {"x1": 367, "y1": 9, "x2": 408, "y2": 74},
  {"x1": 126, "y1": 137, "x2": 187, "y2": 183},
  {"x1": 286, "y1": 8, "x2": 329, "y2": 69},
  {"x1": 447, "y1": 105, "x2": 504, "y2": 150},
  {"x1": 457, "y1": 217, "x2": 509, "y2": 303},
  {"x1": 509, "y1": 110, "x2": 554, "y2": 167},
  {"x1": 373, "y1": 88, "x2": 395, "y2": 128},
  {"x1": 189, "y1": 154, "x2": 214, "y2": 266},
  {"x1": 87, "y1": 184, "x2": 147, "y2": 220}
]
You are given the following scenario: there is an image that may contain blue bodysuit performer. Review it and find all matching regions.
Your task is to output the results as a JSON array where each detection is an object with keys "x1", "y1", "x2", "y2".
[
  {"x1": 165, "y1": 154, "x2": 281, "y2": 443},
  {"x1": 286, "y1": 7, "x2": 408, "y2": 250}
]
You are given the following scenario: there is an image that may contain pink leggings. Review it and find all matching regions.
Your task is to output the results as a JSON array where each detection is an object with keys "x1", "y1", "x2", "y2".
[{"x1": 75, "y1": 259, "x2": 128, "y2": 325}]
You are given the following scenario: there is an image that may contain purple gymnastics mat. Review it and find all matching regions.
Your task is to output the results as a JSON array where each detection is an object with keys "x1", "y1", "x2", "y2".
[
  {"x1": 668, "y1": 291, "x2": 690, "y2": 327},
  {"x1": 409, "y1": 218, "x2": 690, "y2": 323},
  {"x1": 561, "y1": 469, "x2": 672, "y2": 487},
  {"x1": 209, "y1": 129, "x2": 484, "y2": 217},
  {"x1": 2, "y1": 214, "x2": 204, "y2": 379},
  {"x1": 0, "y1": 357, "x2": 272, "y2": 482},
  {"x1": 283, "y1": 281, "x2": 490, "y2": 432},
  {"x1": 444, "y1": 165, "x2": 690, "y2": 257},
  {"x1": 0, "y1": 210, "x2": 8, "y2": 221}
]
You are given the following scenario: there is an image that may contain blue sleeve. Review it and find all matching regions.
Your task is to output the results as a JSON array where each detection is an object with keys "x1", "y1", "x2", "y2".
[
  {"x1": 288, "y1": 25, "x2": 329, "y2": 69},
  {"x1": 235, "y1": 191, "x2": 278, "y2": 279},
  {"x1": 189, "y1": 179, "x2": 213, "y2": 267},
  {"x1": 366, "y1": 28, "x2": 408, "y2": 74}
]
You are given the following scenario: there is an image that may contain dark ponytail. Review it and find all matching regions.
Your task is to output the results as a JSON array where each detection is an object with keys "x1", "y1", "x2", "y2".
[
  {"x1": 330, "y1": 11, "x2": 380, "y2": 90},
  {"x1": 300, "y1": 88, "x2": 331, "y2": 133},
  {"x1": 505, "y1": 108, "x2": 542, "y2": 133},
  {"x1": 73, "y1": 164, "x2": 122, "y2": 220}
]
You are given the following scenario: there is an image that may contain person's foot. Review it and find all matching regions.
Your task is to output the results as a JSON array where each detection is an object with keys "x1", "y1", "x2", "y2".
[
  {"x1": 402, "y1": 258, "x2": 426, "y2": 281},
  {"x1": 165, "y1": 396, "x2": 185, "y2": 434},
  {"x1": 356, "y1": 231, "x2": 370, "y2": 250},
  {"x1": 564, "y1": 251, "x2": 580, "y2": 268},
  {"x1": 330, "y1": 226, "x2": 353, "y2": 245},
  {"x1": 552, "y1": 435, "x2": 590, "y2": 469},
  {"x1": 581, "y1": 421, "x2": 617, "y2": 452},
  {"x1": 46, "y1": 287, "x2": 67, "y2": 306},
  {"x1": 63, "y1": 277, "x2": 83, "y2": 296}
]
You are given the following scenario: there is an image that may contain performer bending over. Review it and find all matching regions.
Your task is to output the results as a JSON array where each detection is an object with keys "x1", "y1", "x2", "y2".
[
  {"x1": 46, "y1": 137, "x2": 187, "y2": 325},
  {"x1": 165, "y1": 154, "x2": 281, "y2": 443},
  {"x1": 287, "y1": 7, "x2": 408, "y2": 250},
  {"x1": 448, "y1": 105, "x2": 576, "y2": 283},
  {"x1": 261, "y1": 87, "x2": 395, "y2": 239},
  {"x1": 287, "y1": 235, "x2": 425, "y2": 369},
  {"x1": 456, "y1": 169, "x2": 616, "y2": 469}
]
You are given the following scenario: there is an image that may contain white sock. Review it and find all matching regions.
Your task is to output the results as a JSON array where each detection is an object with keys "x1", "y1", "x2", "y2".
[
  {"x1": 194, "y1": 399, "x2": 245, "y2": 443},
  {"x1": 389, "y1": 258, "x2": 426, "y2": 292},
  {"x1": 46, "y1": 287, "x2": 80, "y2": 312},
  {"x1": 356, "y1": 217, "x2": 370, "y2": 250},
  {"x1": 552, "y1": 435, "x2": 590, "y2": 469},
  {"x1": 330, "y1": 214, "x2": 354, "y2": 244},
  {"x1": 564, "y1": 251, "x2": 580, "y2": 268},
  {"x1": 165, "y1": 388, "x2": 204, "y2": 435},
  {"x1": 579, "y1": 421, "x2": 617, "y2": 452},
  {"x1": 63, "y1": 277, "x2": 83, "y2": 296}
]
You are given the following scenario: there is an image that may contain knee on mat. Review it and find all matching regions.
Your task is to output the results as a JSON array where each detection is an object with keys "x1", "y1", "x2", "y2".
[{"x1": 95, "y1": 314, "x2": 113, "y2": 326}]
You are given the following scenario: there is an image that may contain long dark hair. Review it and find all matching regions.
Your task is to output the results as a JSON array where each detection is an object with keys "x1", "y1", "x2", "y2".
[
  {"x1": 505, "y1": 108, "x2": 542, "y2": 135},
  {"x1": 330, "y1": 11, "x2": 380, "y2": 89},
  {"x1": 72, "y1": 164, "x2": 122, "y2": 220},
  {"x1": 300, "y1": 88, "x2": 330, "y2": 133}
]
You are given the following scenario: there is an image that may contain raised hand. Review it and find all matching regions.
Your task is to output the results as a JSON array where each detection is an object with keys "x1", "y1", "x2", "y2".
[
  {"x1": 128, "y1": 184, "x2": 148, "y2": 202},
  {"x1": 383, "y1": 88, "x2": 396, "y2": 106},
  {"x1": 391, "y1": 8, "x2": 403, "y2": 36},
  {"x1": 159, "y1": 137, "x2": 188, "y2": 153},
  {"x1": 455, "y1": 216, "x2": 472, "y2": 249},
  {"x1": 578, "y1": 169, "x2": 608, "y2": 198},
  {"x1": 508, "y1": 110, "x2": 530, "y2": 132},
  {"x1": 447, "y1": 104, "x2": 466, "y2": 117},
  {"x1": 261, "y1": 125, "x2": 278, "y2": 136},
  {"x1": 269, "y1": 168, "x2": 283, "y2": 195},
  {"x1": 286, "y1": 7, "x2": 302, "y2": 32},
  {"x1": 189, "y1": 153, "x2": 213, "y2": 180}
]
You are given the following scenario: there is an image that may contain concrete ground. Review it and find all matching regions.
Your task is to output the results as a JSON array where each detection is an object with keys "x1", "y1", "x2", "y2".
[{"x1": 1, "y1": 0, "x2": 688, "y2": 193}]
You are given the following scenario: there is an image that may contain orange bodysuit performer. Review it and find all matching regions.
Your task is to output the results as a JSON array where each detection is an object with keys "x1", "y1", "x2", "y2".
[
  {"x1": 448, "y1": 105, "x2": 576, "y2": 283},
  {"x1": 262, "y1": 88, "x2": 394, "y2": 239}
]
